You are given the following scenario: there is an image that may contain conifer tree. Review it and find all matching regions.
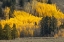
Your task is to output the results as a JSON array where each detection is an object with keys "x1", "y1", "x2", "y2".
[
  {"x1": 0, "y1": 7, "x2": 3, "y2": 18},
  {"x1": 11, "y1": 24, "x2": 18, "y2": 39},
  {"x1": 40, "y1": 16, "x2": 51, "y2": 36},
  {"x1": 9, "y1": 0, "x2": 16, "y2": 18},
  {"x1": 47, "y1": 0, "x2": 52, "y2": 4},
  {"x1": 40, "y1": 16, "x2": 57, "y2": 37},
  {"x1": 50, "y1": 16, "x2": 57, "y2": 35},
  {"x1": 19, "y1": 0, "x2": 24, "y2": 7},
  {"x1": 0, "y1": 23, "x2": 3, "y2": 39},
  {"x1": 2, "y1": 0, "x2": 16, "y2": 18},
  {"x1": 3, "y1": 24, "x2": 12, "y2": 40}
]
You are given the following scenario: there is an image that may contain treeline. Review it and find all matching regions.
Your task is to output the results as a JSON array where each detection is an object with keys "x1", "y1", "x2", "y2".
[
  {"x1": 0, "y1": 0, "x2": 16, "y2": 19},
  {"x1": 0, "y1": 0, "x2": 64, "y2": 39},
  {"x1": 0, "y1": 16, "x2": 64, "y2": 40},
  {"x1": 0, "y1": 23, "x2": 18, "y2": 40},
  {"x1": 0, "y1": 0, "x2": 52, "y2": 19}
]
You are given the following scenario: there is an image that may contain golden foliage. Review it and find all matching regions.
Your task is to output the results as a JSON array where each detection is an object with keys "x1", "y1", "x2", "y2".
[
  {"x1": 4, "y1": 7, "x2": 10, "y2": 19},
  {"x1": 0, "y1": 9, "x2": 42, "y2": 36},
  {"x1": 1, "y1": 1, "x2": 64, "y2": 37},
  {"x1": 34, "y1": 2, "x2": 64, "y2": 19}
]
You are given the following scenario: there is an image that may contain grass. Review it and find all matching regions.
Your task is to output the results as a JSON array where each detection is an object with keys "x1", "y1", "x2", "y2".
[{"x1": 0, "y1": 37, "x2": 64, "y2": 42}]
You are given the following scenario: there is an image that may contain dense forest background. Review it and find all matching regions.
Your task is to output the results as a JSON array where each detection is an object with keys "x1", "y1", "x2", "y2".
[{"x1": 0, "y1": 0, "x2": 64, "y2": 40}]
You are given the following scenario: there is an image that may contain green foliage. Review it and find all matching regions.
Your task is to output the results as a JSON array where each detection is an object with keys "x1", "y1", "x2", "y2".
[
  {"x1": 40, "y1": 16, "x2": 51, "y2": 36},
  {"x1": 47, "y1": 0, "x2": 52, "y2": 4},
  {"x1": 11, "y1": 24, "x2": 18, "y2": 39},
  {"x1": 51, "y1": 16, "x2": 57, "y2": 30},
  {"x1": 9, "y1": 0, "x2": 16, "y2": 18},
  {"x1": 40, "y1": 16, "x2": 57, "y2": 37},
  {"x1": 2, "y1": 0, "x2": 16, "y2": 18},
  {"x1": 28, "y1": 0, "x2": 30, "y2": 2},
  {"x1": 2, "y1": 0, "x2": 16, "y2": 8},
  {"x1": 50, "y1": 16, "x2": 58, "y2": 36},
  {"x1": 19, "y1": 0, "x2": 24, "y2": 7},
  {"x1": 3, "y1": 24, "x2": 12, "y2": 40},
  {"x1": 0, "y1": 23, "x2": 18, "y2": 40},
  {"x1": 0, "y1": 24, "x2": 3, "y2": 39},
  {"x1": 1, "y1": 0, "x2": 15, "y2": 18},
  {"x1": 9, "y1": 5, "x2": 15, "y2": 18},
  {"x1": 0, "y1": 7, "x2": 3, "y2": 17},
  {"x1": 2, "y1": 0, "x2": 11, "y2": 8}
]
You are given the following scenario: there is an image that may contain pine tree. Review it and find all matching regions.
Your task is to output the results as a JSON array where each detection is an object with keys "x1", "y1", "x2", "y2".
[
  {"x1": 2, "y1": 0, "x2": 16, "y2": 8},
  {"x1": 50, "y1": 16, "x2": 57, "y2": 36},
  {"x1": 47, "y1": 0, "x2": 52, "y2": 4},
  {"x1": 3, "y1": 24, "x2": 12, "y2": 40},
  {"x1": 11, "y1": 24, "x2": 18, "y2": 39},
  {"x1": 2, "y1": 0, "x2": 16, "y2": 18},
  {"x1": 9, "y1": 0, "x2": 16, "y2": 18},
  {"x1": 40, "y1": 16, "x2": 57, "y2": 37},
  {"x1": 28, "y1": 0, "x2": 30, "y2": 2},
  {"x1": 0, "y1": 23, "x2": 3, "y2": 39},
  {"x1": 2, "y1": 0, "x2": 11, "y2": 8},
  {"x1": 40, "y1": 16, "x2": 51, "y2": 36},
  {"x1": 19, "y1": 0, "x2": 24, "y2": 7},
  {"x1": 0, "y1": 7, "x2": 3, "y2": 18}
]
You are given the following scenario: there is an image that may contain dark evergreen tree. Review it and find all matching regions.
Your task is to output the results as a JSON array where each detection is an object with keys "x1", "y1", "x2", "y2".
[
  {"x1": 2, "y1": 0, "x2": 16, "y2": 18},
  {"x1": 47, "y1": 0, "x2": 52, "y2": 4},
  {"x1": 50, "y1": 16, "x2": 58, "y2": 35},
  {"x1": 0, "y1": 23, "x2": 3, "y2": 39},
  {"x1": 2, "y1": 0, "x2": 16, "y2": 8},
  {"x1": 28, "y1": 0, "x2": 30, "y2": 2},
  {"x1": 0, "y1": 7, "x2": 3, "y2": 18},
  {"x1": 9, "y1": 0, "x2": 16, "y2": 18},
  {"x1": 40, "y1": 16, "x2": 57, "y2": 37},
  {"x1": 11, "y1": 24, "x2": 18, "y2": 39},
  {"x1": 2, "y1": 0, "x2": 11, "y2": 8},
  {"x1": 40, "y1": 16, "x2": 50, "y2": 36},
  {"x1": 19, "y1": 0, "x2": 24, "y2": 7},
  {"x1": 3, "y1": 24, "x2": 12, "y2": 40}
]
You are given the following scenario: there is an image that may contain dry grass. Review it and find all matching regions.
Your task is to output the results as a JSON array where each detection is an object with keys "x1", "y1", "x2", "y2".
[{"x1": 0, "y1": 37, "x2": 64, "y2": 42}]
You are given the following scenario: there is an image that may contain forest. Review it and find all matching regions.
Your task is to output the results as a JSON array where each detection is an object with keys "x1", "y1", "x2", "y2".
[{"x1": 0, "y1": 0, "x2": 64, "y2": 40}]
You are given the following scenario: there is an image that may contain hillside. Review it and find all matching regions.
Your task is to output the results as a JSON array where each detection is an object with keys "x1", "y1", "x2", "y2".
[{"x1": 0, "y1": 0, "x2": 64, "y2": 40}]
